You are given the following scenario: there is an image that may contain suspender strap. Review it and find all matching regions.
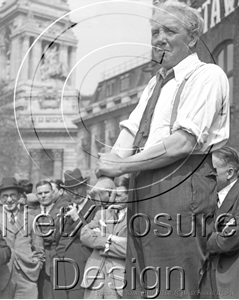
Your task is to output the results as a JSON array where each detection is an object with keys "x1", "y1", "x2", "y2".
[
  {"x1": 169, "y1": 78, "x2": 187, "y2": 135},
  {"x1": 169, "y1": 63, "x2": 205, "y2": 135}
]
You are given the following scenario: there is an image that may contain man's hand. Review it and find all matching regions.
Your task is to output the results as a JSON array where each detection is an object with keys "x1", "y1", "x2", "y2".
[
  {"x1": 111, "y1": 235, "x2": 127, "y2": 244},
  {"x1": 65, "y1": 203, "x2": 79, "y2": 222},
  {"x1": 90, "y1": 176, "x2": 116, "y2": 205},
  {"x1": 95, "y1": 153, "x2": 124, "y2": 178}
]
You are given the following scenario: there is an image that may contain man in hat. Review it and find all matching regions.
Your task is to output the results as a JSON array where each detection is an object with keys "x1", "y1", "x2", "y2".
[
  {"x1": 35, "y1": 180, "x2": 69, "y2": 299},
  {"x1": 51, "y1": 168, "x2": 98, "y2": 299},
  {"x1": 0, "y1": 177, "x2": 44, "y2": 298}
]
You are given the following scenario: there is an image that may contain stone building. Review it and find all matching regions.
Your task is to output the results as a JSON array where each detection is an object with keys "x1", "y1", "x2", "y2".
[{"x1": 0, "y1": 0, "x2": 79, "y2": 185}]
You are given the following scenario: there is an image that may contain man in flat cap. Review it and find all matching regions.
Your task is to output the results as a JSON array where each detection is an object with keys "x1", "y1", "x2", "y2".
[
  {"x1": 52, "y1": 168, "x2": 98, "y2": 299},
  {"x1": 0, "y1": 177, "x2": 44, "y2": 298}
]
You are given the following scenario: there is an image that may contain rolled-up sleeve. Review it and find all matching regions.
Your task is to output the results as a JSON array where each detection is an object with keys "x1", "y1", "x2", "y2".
[
  {"x1": 120, "y1": 77, "x2": 157, "y2": 136},
  {"x1": 172, "y1": 64, "x2": 230, "y2": 149}
]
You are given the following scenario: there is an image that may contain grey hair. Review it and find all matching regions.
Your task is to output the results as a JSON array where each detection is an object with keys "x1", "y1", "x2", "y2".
[{"x1": 152, "y1": 0, "x2": 204, "y2": 41}]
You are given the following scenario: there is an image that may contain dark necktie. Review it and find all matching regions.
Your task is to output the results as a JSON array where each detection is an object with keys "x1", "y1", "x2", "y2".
[
  {"x1": 133, "y1": 70, "x2": 175, "y2": 152},
  {"x1": 10, "y1": 213, "x2": 15, "y2": 225}
]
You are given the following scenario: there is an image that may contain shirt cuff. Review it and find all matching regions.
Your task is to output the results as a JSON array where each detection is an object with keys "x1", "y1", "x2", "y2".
[{"x1": 172, "y1": 118, "x2": 209, "y2": 149}]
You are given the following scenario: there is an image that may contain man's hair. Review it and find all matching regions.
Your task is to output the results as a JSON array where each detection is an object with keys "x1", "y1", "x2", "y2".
[
  {"x1": 18, "y1": 179, "x2": 33, "y2": 194},
  {"x1": 213, "y1": 146, "x2": 239, "y2": 174},
  {"x1": 152, "y1": 0, "x2": 204, "y2": 42},
  {"x1": 115, "y1": 176, "x2": 130, "y2": 194},
  {"x1": 36, "y1": 180, "x2": 52, "y2": 190},
  {"x1": 50, "y1": 179, "x2": 63, "y2": 190}
]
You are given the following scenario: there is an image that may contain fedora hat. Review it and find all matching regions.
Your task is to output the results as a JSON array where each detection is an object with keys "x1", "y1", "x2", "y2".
[
  {"x1": 0, "y1": 177, "x2": 25, "y2": 194},
  {"x1": 62, "y1": 168, "x2": 89, "y2": 188}
]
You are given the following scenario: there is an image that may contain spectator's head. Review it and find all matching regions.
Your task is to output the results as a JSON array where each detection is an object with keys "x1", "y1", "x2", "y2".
[
  {"x1": 0, "y1": 177, "x2": 25, "y2": 212},
  {"x1": 50, "y1": 179, "x2": 64, "y2": 203},
  {"x1": 17, "y1": 179, "x2": 33, "y2": 194},
  {"x1": 212, "y1": 146, "x2": 239, "y2": 192},
  {"x1": 151, "y1": 0, "x2": 204, "y2": 70},
  {"x1": 114, "y1": 176, "x2": 130, "y2": 209},
  {"x1": 26, "y1": 193, "x2": 40, "y2": 210},
  {"x1": 36, "y1": 180, "x2": 54, "y2": 207},
  {"x1": 62, "y1": 168, "x2": 89, "y2": 205}
]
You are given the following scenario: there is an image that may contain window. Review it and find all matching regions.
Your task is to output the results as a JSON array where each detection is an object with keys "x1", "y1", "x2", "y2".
[
  {"x1": 120, "y1": 74, "x2": 130, "y2": 91},
  {"x1": 41, "y1": 149, "x2": 54, "y2": 177},
  {"x1": 213, "y1": 40, "x2": 234, "y2": 105},
  {"x1": 106, "y1": 80, "x2": 114, "y2": 97}
]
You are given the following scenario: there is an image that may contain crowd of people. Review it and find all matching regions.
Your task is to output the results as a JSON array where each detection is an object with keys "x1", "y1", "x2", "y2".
[{"x1": 0, "y1": 0, "x2": 238, "y2": 298}]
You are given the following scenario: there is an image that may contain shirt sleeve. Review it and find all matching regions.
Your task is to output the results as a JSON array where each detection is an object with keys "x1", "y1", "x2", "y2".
[
  {"x1": 120, "y1": 77, "x2": 157, "y2": 136},
  {"x1": 172, "y1": 64, "x2": 230, "y2": 149}
]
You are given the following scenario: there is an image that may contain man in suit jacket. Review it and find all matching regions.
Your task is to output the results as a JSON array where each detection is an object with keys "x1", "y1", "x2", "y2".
[
  {"x1": 200, "y1": 147, "x2": 239, "y2": 298},
  {"x1": 81, "y1": 176, "x2": 129, "y2": 299},
  {"x1": 51, "y1": 168, "x2": 98, "y2": 299},
  {"x1": 35, "y1": 180, "x2": 69, "y2": 299},
  {"x1": 0, "y1": 228, "x2": 11, "y2": 266},
  {"x1": 0, "y1": 177, "x2": 44, "y2": 299}
]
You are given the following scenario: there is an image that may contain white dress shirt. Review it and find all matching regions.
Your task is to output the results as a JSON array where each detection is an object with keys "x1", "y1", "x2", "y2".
[
  {"x1": 120, "y1": 53, "x2": 230, "y2": 154},
  {"x1": 217, "y1": 179, "x2": 238, "y2": 208}
]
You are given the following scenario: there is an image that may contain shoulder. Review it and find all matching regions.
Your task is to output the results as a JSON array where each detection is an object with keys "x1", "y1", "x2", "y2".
[{"x1": 193, "y1": 63, "x2": 229, "y2": 82}]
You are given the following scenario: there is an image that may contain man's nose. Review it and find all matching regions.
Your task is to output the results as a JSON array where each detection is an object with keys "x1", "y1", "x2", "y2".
[{"x1": 155, "y1": 29, "x2": 167, "y2": 44}]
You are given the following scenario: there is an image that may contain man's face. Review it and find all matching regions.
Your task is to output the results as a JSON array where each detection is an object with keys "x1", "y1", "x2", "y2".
[
  {"x1": 36, "y1": 184, "x2": 54, "y2": 207},
  {"x1": 212, "y1": 155, "x2": 231, "y2": 192},
  {"x1": 51, "y1": 183, "x2": 63, "y2": 203},
  {"x1": 0, "y1": 188, "x2": 20, "y2": 212},
  {"x1": 115, "y1": 186, "x2": 128, "y2": 208},
  {"x1": 151, "y1": 9, "x2": 193, "y2": 70},
  {"x1": 67, "y1": 184, "x2": 87, "y2": 205}
]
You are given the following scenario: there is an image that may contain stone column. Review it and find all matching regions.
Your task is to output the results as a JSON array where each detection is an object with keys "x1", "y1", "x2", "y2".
[
  {"x1": 20, "y1": 35, "x2": 30, "y2": 81},
  {"x1": 30, "y1": 149, "x2": 42, "y2": 186},
  {"x1": 52, "y1": 149, "x2": 63, "y2": 180},
  {"x1": 31, "y1": 40, "x2": 42, "y2": 81},
  {"x1": 70, "y1": 47, "x2": 77, "y2": 88},
  {"x1": 10, "y1": 36, "x2": 19, "y2": 80},
  {"x1": 0, "y1": 29, "x2": 6, "y2": 80}
]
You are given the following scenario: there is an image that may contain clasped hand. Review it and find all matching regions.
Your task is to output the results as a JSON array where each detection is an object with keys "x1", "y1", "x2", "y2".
[{"x1": 95, "y1": 153, "x2": 124, "y2": 178}]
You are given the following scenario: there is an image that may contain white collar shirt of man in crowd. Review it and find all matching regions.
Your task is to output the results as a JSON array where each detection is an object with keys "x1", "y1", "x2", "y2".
[
  {"x1": 217, "y1": 178, "x2": 238, "y2": 208},
  {"x1": 120, "y1": 53, "x2": 230, "y2": 154}
]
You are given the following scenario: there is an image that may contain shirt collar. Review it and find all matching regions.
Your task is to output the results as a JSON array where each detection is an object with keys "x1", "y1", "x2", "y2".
[
  {"x1": 218, "y1": 179, "x2": 238, "y2": 208},
  {"x1": 156, "y1": 53, "x2": 201, "y2": 83},
  {"x1": 40, "y1": 203, "x2": 54, "y2": 214}
]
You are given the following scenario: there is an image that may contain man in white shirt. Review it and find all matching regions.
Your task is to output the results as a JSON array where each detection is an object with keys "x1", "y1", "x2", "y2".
[
  {"x1": 200, "y1": 147, "x2": 239, "y2": 298},
  {"x1": 91, "y1": 1, "x2": 230, "y2": 298}
]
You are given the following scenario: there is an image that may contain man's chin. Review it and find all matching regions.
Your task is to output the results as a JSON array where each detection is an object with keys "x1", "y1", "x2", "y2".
[{"x1": 74, "y1": 198, "x2": 85, "y2": 205}]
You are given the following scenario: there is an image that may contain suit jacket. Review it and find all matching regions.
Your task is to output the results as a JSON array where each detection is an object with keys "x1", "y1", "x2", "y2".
[
  {"x1": 201, "y1": 179, "x2": 239, "y2": 298},
  {"x1": 80, "y1": 208, "x2": 127, "y2": 296},
  {"x1": 34, "y1": 195, "x2": 70, "y2": 276},
  {"x1": 0, "y1": 207, "x2": 44, "y2": 291},
  {"x1": 0, "y1": 228, "x2": 11, "y2": 266},
  {"x1": 51, "y1": 197, "x2": 97, "y2": 298}
]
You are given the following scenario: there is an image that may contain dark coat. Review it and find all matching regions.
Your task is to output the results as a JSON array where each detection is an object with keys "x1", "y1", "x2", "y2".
[
  {"x1": 200, "y1": 179, "x2": 239, "y2": 299},
  {"x1": 51, "y1": 197, "x2": 97, "y2": 299},
  {"x1": 0, "y1": 208, "x2": 44, "y2": 292},
  {"x1": 0, "y1": 228, "x2": 11, "y2": 266}
]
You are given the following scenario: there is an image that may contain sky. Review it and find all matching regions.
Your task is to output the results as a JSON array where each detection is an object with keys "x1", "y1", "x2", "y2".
[{"x1": 67, "y1": 0, "x2": 153, "y2": 95}]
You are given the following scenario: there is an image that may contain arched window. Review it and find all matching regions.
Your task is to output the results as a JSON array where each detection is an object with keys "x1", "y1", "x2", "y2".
[{"x1": 213, "y1": 40, "x2": 234, "y2": 105}]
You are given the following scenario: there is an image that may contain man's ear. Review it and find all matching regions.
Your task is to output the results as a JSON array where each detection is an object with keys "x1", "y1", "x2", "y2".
[
  {"x1": 188, "y1": 30, "x2": 198, "y2": 48},
  {"x1": 227, "y1": 167, "x2": 235, "y2": 180}
]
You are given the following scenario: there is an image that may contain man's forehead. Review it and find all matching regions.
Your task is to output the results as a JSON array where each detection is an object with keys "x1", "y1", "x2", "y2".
[
  {"x1": 152, "y1": 9, "x2": 184, "y2": 28},
  {"x1": 37, "y1": 184, "x2": 52, "y2": 192},
  {"x1": 1, "y1": 188, "x2": 19, "y2": 195}
]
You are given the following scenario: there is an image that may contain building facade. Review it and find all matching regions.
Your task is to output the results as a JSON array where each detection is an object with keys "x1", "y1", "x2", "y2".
[{"x1": 0, "y1": 0, "x2": 79, "y2": 185}]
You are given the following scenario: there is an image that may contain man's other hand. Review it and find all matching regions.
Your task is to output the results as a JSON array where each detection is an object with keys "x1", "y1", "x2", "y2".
[{"x1": 90, "y1": 176, "x2": 116, "y2": 206}]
